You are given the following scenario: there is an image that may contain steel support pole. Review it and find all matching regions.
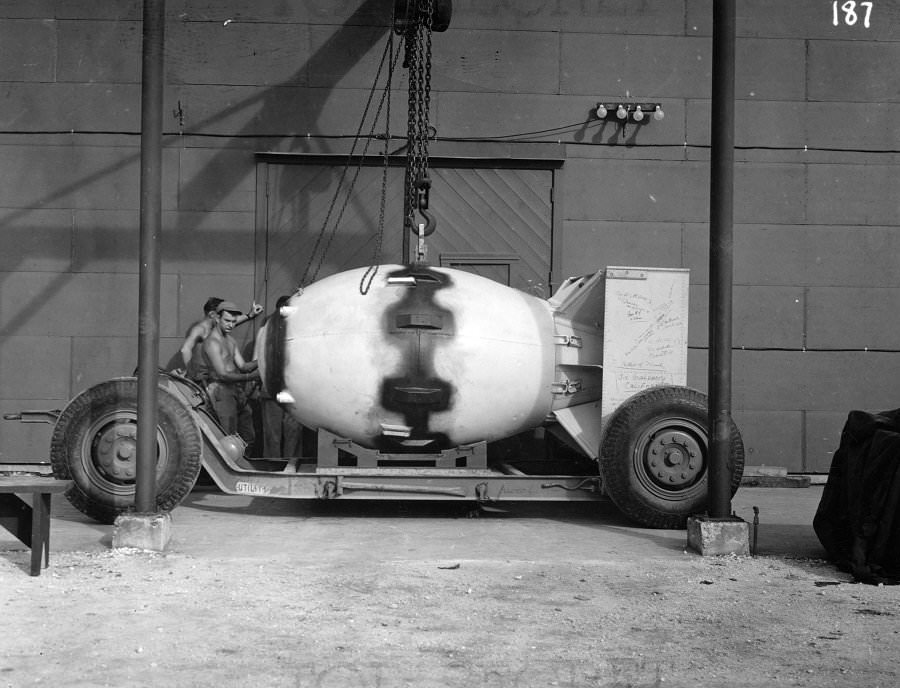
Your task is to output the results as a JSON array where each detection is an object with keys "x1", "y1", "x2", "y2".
[
  {"x1": 707, "y1": 0, "x2": 736, "y2": 518},
  {"x1": 135, "y1": 0, "x2": 166, "y2": 514}
]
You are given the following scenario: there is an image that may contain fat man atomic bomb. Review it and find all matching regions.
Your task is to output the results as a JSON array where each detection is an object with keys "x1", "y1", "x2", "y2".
[{"x1": 41, "y1": 264, "x2": 744, "y2": 529}]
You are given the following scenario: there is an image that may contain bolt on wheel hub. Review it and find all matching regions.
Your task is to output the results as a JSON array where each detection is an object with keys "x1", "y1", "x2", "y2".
[{"x1": 644, "y1": 429, "x2": 704, "y2": 489}]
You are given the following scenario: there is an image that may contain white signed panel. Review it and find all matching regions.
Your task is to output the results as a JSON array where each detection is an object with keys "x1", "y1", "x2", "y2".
[{"x1": 601, "y1": 267, "x2": 690, "y2": 417}]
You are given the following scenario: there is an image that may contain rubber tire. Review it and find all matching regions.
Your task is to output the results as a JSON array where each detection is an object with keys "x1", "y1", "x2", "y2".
[
  {"x1": 50, "y1": 377, "x2": 202, "y2": 525},
  {"x1": 599, "y1": 386, "x2": 745, "y2": 530}
]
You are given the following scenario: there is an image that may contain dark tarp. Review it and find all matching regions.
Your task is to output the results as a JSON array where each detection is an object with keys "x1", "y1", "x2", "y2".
[{"x1": 814, "y1": 409, "x2": 900, "y2": 584}]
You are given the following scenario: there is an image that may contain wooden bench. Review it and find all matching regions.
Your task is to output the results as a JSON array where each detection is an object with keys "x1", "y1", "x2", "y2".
[{"x1": 0, "y1": 476, "x2": 72, "y2": 576}]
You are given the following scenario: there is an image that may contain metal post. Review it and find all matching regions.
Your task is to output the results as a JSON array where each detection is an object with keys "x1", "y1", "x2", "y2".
[
  {"x1": 707, "y1": 0, "x2": 736, "y2": 518},
  {"x1": 135, "y1": 0, "x2": 166, "y2": 513}
]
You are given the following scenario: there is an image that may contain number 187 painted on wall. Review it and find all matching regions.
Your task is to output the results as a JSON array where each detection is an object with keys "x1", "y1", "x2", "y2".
[{"x1": 833, "y1": 1, "x2": 874, "y2": 28}]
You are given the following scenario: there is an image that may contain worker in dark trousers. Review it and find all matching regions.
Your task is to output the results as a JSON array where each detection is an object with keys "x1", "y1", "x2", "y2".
[{"x1": 194, "y1": 301, "x2": 260, "y2": 444}]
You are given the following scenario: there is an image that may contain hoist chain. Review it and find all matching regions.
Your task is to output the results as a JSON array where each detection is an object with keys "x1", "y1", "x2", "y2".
[
  {"x1": 302, "y1": 0, "x2": 442, "y2": 292},
  {"x1": 404, "y1": 0, "x2": 435, "y2": 244}
]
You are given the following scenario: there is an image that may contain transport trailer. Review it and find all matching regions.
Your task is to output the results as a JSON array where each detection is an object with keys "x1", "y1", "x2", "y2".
[{"x1": 25, "y1": 265, "x2": 745, "y2": 529}]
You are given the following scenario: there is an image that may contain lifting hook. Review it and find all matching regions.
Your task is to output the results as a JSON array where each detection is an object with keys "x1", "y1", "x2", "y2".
[
  {"x1": 408, "y1": 206, "x2": 436, "y2": 237},
  {"x1": 406, "y1": 172, "x2": 436, "y2": 237}
]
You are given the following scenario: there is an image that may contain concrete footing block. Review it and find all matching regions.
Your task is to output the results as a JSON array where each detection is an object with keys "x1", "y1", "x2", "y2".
[
  {"x1": 686, "y1": 515, "x2": 750, "y2": 556},
  {"x1": 112, "y1": 512, "x2": 173, "y2": 551}
]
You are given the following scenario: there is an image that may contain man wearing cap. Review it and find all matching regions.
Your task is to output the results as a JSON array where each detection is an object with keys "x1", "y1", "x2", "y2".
[
  {"x1": 195, "y1": 300, "x2": 260, "y2": 441},
  {"x1": 176, "y1": 296, "x2": 262, "y2": 377}
]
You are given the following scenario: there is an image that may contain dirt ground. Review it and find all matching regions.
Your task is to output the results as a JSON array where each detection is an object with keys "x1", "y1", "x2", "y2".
[{"x1": 1, "y1": 490, "x2": 899, "y2": 688}]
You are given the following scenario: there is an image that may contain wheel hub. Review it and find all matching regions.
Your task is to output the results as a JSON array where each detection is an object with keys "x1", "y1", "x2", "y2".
[
  {"x1": 94, "y1": 422, "x2": 138, "y2": 481},
  {"x1": 645, "y1": 429, "x2": 703, "y2": 490}
]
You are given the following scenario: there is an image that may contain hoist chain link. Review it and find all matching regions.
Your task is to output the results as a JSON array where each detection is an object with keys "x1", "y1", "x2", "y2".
[
  {"x1": 404, "y1": 11, "x2": 419, "y2": 230},
  {"x1": 403, "y1": 0, "x2": 435, "y2": 241},
  {"x1": 422, "y1": 0, "x2": 433, "y2": 183}
]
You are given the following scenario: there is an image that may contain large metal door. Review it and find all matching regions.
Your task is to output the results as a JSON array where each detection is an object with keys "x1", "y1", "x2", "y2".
[{"x1": 255, "y1": 158, "x2": 555, "y2": 304}]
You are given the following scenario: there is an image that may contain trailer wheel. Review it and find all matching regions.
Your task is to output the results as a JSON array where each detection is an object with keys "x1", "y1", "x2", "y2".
[
  {"x1": 599, "y1": 386, "x2": 744, "y2": 529},
  {"x1": 50, "y1": 377, "x2": 202, "y2": 524}
]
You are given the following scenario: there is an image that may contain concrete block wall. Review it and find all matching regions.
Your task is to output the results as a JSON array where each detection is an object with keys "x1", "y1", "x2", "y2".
[{"x1": 1, "y1": 0, "x2": 897, "y2": 471}]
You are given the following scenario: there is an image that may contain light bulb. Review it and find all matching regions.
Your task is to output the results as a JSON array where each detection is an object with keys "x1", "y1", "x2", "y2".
[
  {"x1": 616, "y1": 105, "x2": 627, "y2": 120},
  {"x1": 596, "y1": 103, "x2": 608, "y2": 119},
  {"x1": 633, "y1": 105, "x2": 644, "y2": 122},
  {"x1": 653, "y1": 106, "x2": 665, "y2": 121}
]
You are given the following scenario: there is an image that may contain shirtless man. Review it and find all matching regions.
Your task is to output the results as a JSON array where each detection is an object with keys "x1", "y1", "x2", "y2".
[
  {"x1": 195, "y1": 301, "x2": 261, "y2": 438},
  {"x1": 176, "y1": 297, "x2": 263, "y2": 376}
]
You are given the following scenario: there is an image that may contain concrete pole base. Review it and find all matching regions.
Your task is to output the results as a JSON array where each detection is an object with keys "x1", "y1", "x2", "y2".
[
  {"x1": 686, "y1": 515, "x2": 750, "y2": 556},
  {"x1": 112, "y1": 512, "x2": 173, "y2": 551}
]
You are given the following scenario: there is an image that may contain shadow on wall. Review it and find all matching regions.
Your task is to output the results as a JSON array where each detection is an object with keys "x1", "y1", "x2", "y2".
[{"x1": 0, "y1": 0, "x2": 393, "y2": 346}]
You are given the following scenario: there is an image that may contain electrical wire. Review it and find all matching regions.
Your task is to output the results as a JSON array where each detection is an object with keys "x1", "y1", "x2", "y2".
[{"x1": 9, "y1": 125, "x2": 900, "y2": 155}]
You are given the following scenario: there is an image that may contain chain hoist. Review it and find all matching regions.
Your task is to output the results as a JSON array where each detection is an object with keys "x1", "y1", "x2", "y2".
[
  {"x1": 397, "y1": 0, "x2": 448, "y2": 263},
  {"x1": 305, "y1": 2, "x2": 452, "y2": 290}
]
